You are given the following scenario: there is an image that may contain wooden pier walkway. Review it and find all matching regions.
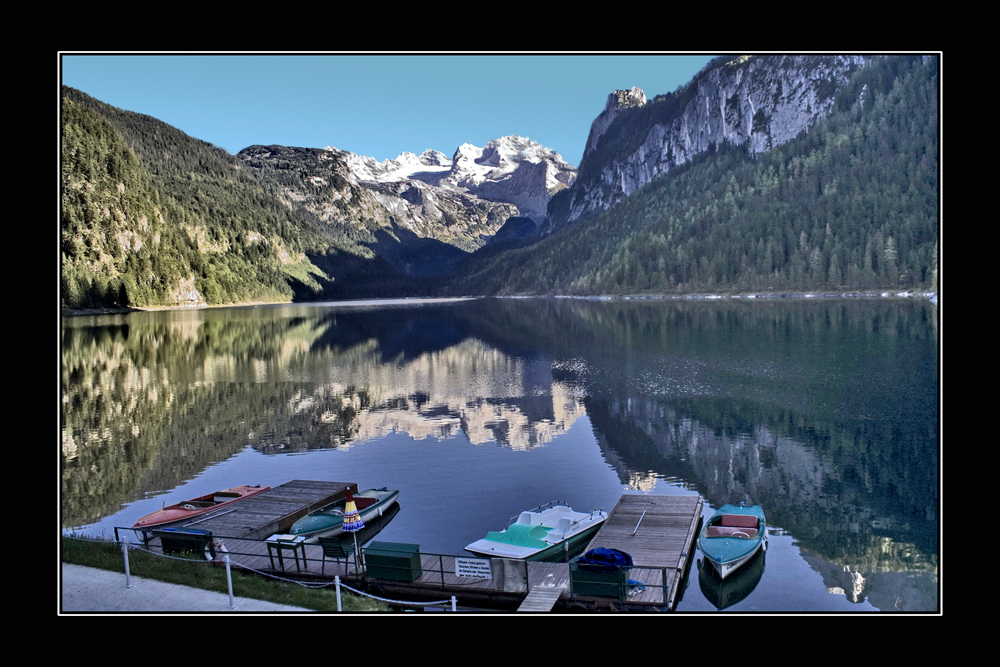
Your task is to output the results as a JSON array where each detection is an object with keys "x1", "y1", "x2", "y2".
[
  {"x1": 172, "y1": 480, "x2": 356, "y2": 539},
  {"x1": 584, "y1": 494, "x2": 704, "y2": 611},
  {"x1": 134, "y1": 487, "x2": 703, "y2": 612},
  {"x1": 517, "y1": 580, "x2": 568, "y2": 612}
]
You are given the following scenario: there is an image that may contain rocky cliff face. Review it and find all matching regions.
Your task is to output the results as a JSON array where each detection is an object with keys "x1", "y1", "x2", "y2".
[
  {"x1": 236, "y1": 144, "x2": 394, "y2": 232},
  {"x1": 584, "y1": 86, "x2": 647, "y2": 158},
  {"x1": 237, "y1": 136, "x2": 576, "y2": 275},
  {"x1": 550, "y1": 55, "x2": 870, "y2": 230}
]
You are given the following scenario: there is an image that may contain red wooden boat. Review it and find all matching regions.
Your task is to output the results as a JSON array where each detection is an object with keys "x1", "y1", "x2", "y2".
[{"x1": 132, "y1": 484, "x2": 270, "y2": 531}]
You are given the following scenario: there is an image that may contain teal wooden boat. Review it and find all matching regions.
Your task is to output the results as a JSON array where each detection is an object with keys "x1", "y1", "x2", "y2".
[
  {"x1": 465, "y1": 501, "x2": 607, "y2": 561},
  {"x1": 697, "y1": 503, "x2": 767, "y2": 580},
  {"x1": 289, "y1": 487, "x2": 399, "y2": 543}
]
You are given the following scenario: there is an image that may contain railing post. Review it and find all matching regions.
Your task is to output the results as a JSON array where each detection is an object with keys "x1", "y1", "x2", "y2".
[
  {"x1": 120, "y1": 539, "x2": 133, "y2": 589},
  {"x1": 335, "y1": 575, "x2": 342, "y2": 612},
  {"x1": 451, "y1": 596, "x2": 457, "y2": 612},
  {"x1": 219, "y1": 543, "x2": 236, "y2": 609}
]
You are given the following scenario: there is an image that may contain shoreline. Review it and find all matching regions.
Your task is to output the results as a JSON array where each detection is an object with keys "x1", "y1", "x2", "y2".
[
  {"x1": 60, "y1": 290, "x2": 938, "y2": 317},
  {"x1": 507, "y1": 289, "x2": 938, "y2": 303}
]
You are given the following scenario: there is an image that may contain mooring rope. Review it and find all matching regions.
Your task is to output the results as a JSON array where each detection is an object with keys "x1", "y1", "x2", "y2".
[{"x1": 336, "y1": 579, "x2": 453, "y2": 607}]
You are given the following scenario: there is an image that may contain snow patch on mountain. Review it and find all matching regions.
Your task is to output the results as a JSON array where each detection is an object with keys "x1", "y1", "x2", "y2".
[{"x1": 336, "y1": 148, "x2": 453, "y2": 184}]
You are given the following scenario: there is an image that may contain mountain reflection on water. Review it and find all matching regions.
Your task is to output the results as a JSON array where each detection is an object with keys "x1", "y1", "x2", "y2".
[{"x1": 61, "y1": 296, "x2": 939, "y2": 611}]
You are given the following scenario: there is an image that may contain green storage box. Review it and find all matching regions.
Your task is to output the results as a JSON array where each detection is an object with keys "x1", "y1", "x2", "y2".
[
  {"x1": 569, "y1": 561, "x2": 629, "y2": 602},
  {"x1": 364, "y1": 541, "x2": 422, "y2": 582}
]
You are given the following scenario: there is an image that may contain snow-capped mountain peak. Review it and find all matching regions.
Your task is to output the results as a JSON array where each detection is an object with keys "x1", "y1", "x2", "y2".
[{"x1": 330, "y1": 135, "x2": 576, "y2": 223}]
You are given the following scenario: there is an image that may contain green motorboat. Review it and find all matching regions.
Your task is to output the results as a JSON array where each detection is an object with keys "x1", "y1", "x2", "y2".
[{"x1": 289, "y1": 487, "x2": 399, "y2": 543}]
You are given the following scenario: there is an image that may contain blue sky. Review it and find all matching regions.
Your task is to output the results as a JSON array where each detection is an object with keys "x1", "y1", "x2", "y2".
[{"x1": 60, "y1": 53, "x2": 716, "y2": 168}]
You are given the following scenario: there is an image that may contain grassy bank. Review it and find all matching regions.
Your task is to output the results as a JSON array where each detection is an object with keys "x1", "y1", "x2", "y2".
[{"x1": 61, "y1": 534, "x2": 390, "y2": 612}]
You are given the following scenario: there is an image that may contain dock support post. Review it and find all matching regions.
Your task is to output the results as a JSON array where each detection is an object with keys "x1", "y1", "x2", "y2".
[{"x1": 121, "y1": 540, "x2": 133, "y2": 589}]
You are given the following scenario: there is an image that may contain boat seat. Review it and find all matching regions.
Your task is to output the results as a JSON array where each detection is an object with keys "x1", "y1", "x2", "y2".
[
  {"x1": 720, "y1": 514, "x2": 758, "y2": 529},
  {"x1": 517, "y1": 511, "x2": 541, "y2": 525},
  {"x1": 545, "y1": 517, "x2": 574, "y2": 541},
  {"x1": 707, "y1": 525, "x2": 759, "y2": 538},
  {"x1": 181, "y1": 501, "x2": 215, "y2": 509},
  {"x1": 354, "y1": 497, "x2": 377, "y2": 509}
]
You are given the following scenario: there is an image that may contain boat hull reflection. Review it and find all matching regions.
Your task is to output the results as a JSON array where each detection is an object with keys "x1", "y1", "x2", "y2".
[
  {"x1": 698, "y1": 547, "x2": 766, "y2": 610},
  {"x1": 351, "y1": 502, "x2": 401, "y2": 548}
]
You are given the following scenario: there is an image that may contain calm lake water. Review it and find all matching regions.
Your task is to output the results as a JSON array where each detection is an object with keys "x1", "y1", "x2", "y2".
[{"x1": 60, "y1": 296, "x2": 939, "y2": 612}]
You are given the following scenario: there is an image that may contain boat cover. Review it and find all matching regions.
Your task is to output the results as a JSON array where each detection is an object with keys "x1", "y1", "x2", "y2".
[{"x1": 576, "y1": 548, "x2": 634, "y2": 572}]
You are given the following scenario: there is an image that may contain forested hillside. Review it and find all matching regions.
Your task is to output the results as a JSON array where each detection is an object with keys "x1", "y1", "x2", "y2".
[
  {"x1": 61, "y1": 87, "x2": 420, "y2": 310},
  {"x1": 61, "y1": 94, "x2": 197, "y2": 308},
  {"x1": 449, "y1": 56, "x2": 938, "y2": 296}
]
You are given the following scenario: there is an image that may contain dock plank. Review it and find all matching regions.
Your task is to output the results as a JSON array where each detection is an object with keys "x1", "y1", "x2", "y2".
[{"x1": 587, "y1": 494, "x2": 702, "y2": 566}]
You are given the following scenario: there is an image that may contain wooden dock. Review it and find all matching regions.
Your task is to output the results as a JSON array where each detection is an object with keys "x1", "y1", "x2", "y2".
[
  {"x1": 135, "y1": 489, "x2": 703, "y2": 612},
  {"x1": 583, "y1": 494, "x2": 703, "y2": 611},
  {"x1": 149, "y1": 480, "x2": 356, "y2": 540},
  {"x1": 346, "y1": 494, "x2": 703, "y2": 612}
]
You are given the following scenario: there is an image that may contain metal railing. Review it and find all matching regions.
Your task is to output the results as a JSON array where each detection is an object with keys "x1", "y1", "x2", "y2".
[{"x1": 110, "y1": 527, "x2": 674, "y2": 610}]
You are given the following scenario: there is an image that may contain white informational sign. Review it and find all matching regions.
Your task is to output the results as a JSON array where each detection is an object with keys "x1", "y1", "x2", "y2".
[{"x1": 455, "y1": 557, "x2": 492, "y2": 579}]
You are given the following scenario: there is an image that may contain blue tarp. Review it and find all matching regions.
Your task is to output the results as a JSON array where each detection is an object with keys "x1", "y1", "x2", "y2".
[{"x1": 576, "y1": 548, "x2": 634, "y2": 572}]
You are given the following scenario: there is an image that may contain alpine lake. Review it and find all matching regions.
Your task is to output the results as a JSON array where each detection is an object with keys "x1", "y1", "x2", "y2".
[{"x1": 61, "y1": 295, "x2": 940, "y2": 613}]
